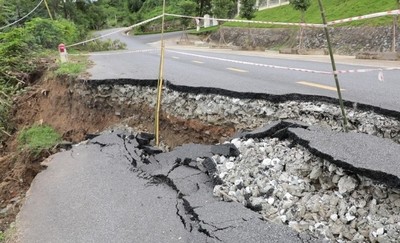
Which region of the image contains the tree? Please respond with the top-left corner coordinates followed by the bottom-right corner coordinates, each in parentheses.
top-left (212, 0), bottom-right (235, 19)
top-left (289, 0), bottom-right (311, 49)
top-left (240, 0), bottom-right (257, 48)
top-left (179, 0), bottom-right (197, 28)
top-left (196, 0), bottom-right (212, 16)
top-left (211, 0), bottom-right (235, 46)
top-left (178, 0), bottom-right (197, 43)
top-left (239, 0), bottom-right (257, 20)
top-left (86, 4), bottom-right (107, 29)
top-left (289, 0), bottom-right (311, 22)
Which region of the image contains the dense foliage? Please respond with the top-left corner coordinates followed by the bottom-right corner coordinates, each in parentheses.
top-left (0, 0), bottom-right (216, 31)
top-left (0, 17), bottom-right (81, 141)
top-left (211, 0), bottom-right (236, 18)
top-left (240, 0), bottom-right (257, 20)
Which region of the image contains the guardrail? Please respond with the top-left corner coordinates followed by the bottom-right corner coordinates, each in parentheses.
top-left (258, 0), bottom-right (289, 10)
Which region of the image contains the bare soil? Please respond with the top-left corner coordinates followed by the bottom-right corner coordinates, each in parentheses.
top-left (0, 72), bottom-right (235, 232)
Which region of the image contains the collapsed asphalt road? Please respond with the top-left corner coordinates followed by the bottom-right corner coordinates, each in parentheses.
top-left (16, 130), bottom-right (317, 243)
top-left (13, 74), bottom-right (400, 242)
top-left (16, 118), bottom-right (400, 242)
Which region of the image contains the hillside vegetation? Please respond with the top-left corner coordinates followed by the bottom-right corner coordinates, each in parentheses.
top-left (226, 0), bottom-right (400, 28)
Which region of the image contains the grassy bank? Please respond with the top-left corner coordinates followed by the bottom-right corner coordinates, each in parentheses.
top-left (225, 0), bottom-right (399, 28)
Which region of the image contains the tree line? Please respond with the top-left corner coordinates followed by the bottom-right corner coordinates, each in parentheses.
top-left (0, 0), bottom-right (244, 31)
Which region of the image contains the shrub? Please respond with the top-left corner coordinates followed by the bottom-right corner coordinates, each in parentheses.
top-left (0, 27), bottom-right (35, 85)
top-left (25, 18), bottom-right (79, 49)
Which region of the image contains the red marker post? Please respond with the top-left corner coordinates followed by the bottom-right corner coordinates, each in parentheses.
top-left (58, 43), bottom-right (68, 63)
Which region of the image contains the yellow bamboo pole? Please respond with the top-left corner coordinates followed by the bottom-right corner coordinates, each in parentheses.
top-left (43, 0), bottom-right (53, 20)
top-left (317, 0), bottom-right (348, 132)
top-left (154, 0), bottom-right (166, 146)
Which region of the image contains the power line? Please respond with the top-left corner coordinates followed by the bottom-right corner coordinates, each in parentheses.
top-left (0, 0), bottom-right (44, 31)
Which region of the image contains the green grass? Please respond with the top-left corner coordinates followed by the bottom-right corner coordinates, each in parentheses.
top-left (224, 0), bottom-right (399, 28)
top-left (55, 55), bottom-right (87, 77)
top-left (18, 125), bottom-right (61, 154)
top-left (55, 62), bottom-right (86, 77)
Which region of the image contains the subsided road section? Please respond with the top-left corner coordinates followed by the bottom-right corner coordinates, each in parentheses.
top-left (16, 131), bottom-right (317, 242)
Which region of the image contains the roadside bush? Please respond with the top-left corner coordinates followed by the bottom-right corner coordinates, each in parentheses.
top-left (0, 27), bottom-right (35, 86)
top-left (25, 18), bottom-right (80, 49)
top-left (0, 84), bottom-right (15, 139)
top-left (18, 125), bottom-right (61, 155)
top-left (0, 18), bottom-right (80, 86)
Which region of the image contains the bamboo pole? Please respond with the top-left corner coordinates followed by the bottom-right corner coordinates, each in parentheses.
top-left (317, 0), bottom-right (348, 132)
top-left (154, 0), bottom-right (166, 146)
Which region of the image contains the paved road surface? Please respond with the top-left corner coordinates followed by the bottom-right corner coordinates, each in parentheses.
top-left (86, 31), bottom-right (400, 113)
top-left (17, 131), bottom-right (316, 242)
top-left (16, 30), bottom-right (400, 242)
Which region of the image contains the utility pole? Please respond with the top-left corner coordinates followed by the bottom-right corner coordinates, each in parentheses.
top-left (43, 0), bottom-right (53, 20)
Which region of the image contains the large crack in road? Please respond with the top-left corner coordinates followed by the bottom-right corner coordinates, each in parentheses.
top-left (113, 130), bottom-right (314, 242)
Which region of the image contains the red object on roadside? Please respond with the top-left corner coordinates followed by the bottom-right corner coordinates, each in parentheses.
top-left (58, 43), bottom-right (66, 53)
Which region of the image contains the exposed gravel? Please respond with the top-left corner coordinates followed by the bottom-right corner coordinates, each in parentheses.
top-left (211, 137), bottom-right (400, 242)
top-left (81, 83), bottom-right (400, 242)
top-left (88, 84), bottom-right (400, 144)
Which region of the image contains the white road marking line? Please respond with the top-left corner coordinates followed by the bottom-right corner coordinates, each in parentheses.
top-left (192, 60), bottom-right (204, 64)
top-left (172, 56), bottom-right (180, 59)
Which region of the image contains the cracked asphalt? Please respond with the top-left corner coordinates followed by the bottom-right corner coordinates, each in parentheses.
top-left (17, 130), bottom-right (317, 243)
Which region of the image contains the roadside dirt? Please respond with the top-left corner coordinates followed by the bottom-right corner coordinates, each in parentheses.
top-left (0, 72), bottom-right (235, 233)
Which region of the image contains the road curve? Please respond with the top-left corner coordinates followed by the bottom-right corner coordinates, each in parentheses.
top-left (86, 31), bottom-right (400, 114)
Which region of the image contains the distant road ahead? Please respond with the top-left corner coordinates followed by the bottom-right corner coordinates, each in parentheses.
top-left (87, 31), bottom-right (400, 113)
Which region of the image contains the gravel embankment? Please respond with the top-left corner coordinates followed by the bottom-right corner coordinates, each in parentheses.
top-left (87, 85), bottom-right (400, 144)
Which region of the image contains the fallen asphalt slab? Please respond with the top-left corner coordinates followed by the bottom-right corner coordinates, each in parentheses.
top-left (16, 130), bottom-right (317, 243)
top-left (288, 126), bottom-right (400, 188)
